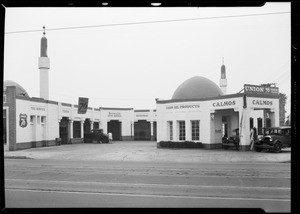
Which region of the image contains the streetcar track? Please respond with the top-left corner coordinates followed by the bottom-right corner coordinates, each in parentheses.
top-left (5, 178), bottom-right (291, 190)
top-left (5, 188), bottom-right (291, 202)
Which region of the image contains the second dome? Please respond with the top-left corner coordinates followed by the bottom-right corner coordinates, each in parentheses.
top-left (172, 76), bottom-right (223, 100)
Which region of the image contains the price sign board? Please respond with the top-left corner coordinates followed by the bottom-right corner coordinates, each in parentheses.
top-left (78, 97), bottom-right (89, 114)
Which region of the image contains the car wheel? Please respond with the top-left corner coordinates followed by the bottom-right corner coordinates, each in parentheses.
top-left (255, 147), bottom-right (262, 152)
top-left (273, 141), bottom-right (282, 153)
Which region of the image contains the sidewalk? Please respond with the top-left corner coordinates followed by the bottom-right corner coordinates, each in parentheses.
top-left (4, 141), bottom-right (291, 163)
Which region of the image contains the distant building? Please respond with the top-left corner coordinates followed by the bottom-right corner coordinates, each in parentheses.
top-left (3, 30), bottom-right (281, 152)
top-left (3, 29), bottom-right (157, 151)
top-left (156, 61), bottom-right (280, 151)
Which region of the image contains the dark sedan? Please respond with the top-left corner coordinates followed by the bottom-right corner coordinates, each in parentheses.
top-left (254, 126), bottom-right (291, 153)
top-left (84, 129), bottom-right (109, 144)
top-left (222, 128), bottom-right (240, 151)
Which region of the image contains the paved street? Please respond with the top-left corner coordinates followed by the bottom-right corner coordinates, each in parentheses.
top-left (4, 141), bottom-right (291, 163)
top-left (4, 141), bottom-right (291, 212)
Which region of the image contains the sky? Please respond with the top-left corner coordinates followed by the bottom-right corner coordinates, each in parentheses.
top-left (3, 3), bottom-right (291, 116)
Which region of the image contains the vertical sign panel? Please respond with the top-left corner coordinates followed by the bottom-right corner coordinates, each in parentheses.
top-left (78, 97), bottom-right (89, 114)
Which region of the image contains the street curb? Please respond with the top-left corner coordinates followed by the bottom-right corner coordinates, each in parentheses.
top-left (4, 156), bottom-right (32, 159)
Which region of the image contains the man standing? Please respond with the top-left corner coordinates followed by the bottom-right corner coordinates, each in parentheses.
top-left (250, 127), bottom-right (257, 151)
top-left (108, 132), bottom-right (113, 143)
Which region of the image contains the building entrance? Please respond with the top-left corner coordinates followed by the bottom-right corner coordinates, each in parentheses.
top-left (107, 120), bottom-right (122, 141)
top-left (153, 121), bottom-right (157, 141)
top-left (134, 120), bottom-right (151, 140)
top-left (59, 117), bottom-right (69, 144)
top-left (84, 118), bottom-right (91, 134)
top-left (214, 109), bottom-right (239, 146)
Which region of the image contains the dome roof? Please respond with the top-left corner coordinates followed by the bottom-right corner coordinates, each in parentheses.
top-left (172, 76), bottom-right (223, 100)
top-left (4, 80), bottom-right (30, 97)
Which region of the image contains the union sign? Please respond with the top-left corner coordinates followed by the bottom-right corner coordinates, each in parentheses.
top-left (244, 84), bottom-right (279, 94)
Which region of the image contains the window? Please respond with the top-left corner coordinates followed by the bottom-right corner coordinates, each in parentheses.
top-left (250, 117), bottom-right (254, 129)
top-left (73, 121), bottom-right (81, 138)
top-left (93, 122), bottom-right (99, 130)
top-left (191, 120), bottom-right (200, 141)
top-left (41, 116), bottom-right (46, 124)
top-left (179, 121), bottom-right (185, 141)
top-left (30, 115), bottom-right (35, 124)
top-left (257, 118), bottom-right (263, 135)
top-left (168, 121), bottom-right (173, 140)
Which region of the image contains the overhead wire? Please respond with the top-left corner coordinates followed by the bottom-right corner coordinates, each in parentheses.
top-left (5, 11), bottom-right (290, 34)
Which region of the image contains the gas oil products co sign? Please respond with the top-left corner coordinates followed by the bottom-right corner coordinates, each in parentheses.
top-left (166, 104), bottom-right (200, 110)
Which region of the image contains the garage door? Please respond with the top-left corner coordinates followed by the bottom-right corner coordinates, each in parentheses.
top-left (134, 120), bottom-right (151, 141)
top-left (107, 120), bottom-right (122, 141)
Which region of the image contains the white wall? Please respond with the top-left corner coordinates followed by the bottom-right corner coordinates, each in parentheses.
top-left (156, 96), bottom-right (279, 145)
top-left (16, 99), bottom-right (59, 143)
top-left (134, 110), bottom-right (156, 122)
top-left (100, 109), bottom-right (134, 136)
top-left (47, 103), bottom-right (60, 140)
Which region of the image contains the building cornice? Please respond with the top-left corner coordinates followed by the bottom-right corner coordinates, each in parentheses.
top-left (156, 93), bottom-right (280, 104)
top-left (100, 107), bottom-right (134, 111)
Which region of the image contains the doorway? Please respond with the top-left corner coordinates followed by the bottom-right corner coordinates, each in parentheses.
top-left (107, 120), bottom-right (122, 141)
top-left (134, 120), bottom-right (151, 141)
top-left (153, 121), bottom-right (157, 141)
top-left (84, 118), bottom-right (91, 134)
top-left (59, 117), bottom-right (69, 144)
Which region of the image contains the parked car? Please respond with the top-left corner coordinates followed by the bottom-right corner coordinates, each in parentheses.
top-left (254, 126), bottom-right (291, 153)
top-left (84, 129), bottom-right (109, 144)
top-left (222, 128), bottom-right (240, 151)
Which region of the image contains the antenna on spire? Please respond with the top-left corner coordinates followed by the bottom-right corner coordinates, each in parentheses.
top-left (43, 26), bottom-right (46, 36)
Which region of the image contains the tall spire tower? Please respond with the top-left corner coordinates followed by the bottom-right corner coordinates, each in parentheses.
top-left (39, 26), bottom-right (50, 100)
top-left (219, 57), bottom-right (227, 95)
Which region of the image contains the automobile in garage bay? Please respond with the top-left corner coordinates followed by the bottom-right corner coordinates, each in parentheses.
top-left (222, 128), bottom-right (240, 151)
top-left (84, 129), bottom-right (109, 144)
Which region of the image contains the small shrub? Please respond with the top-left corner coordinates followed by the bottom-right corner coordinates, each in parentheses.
top-left (157, 141), bottom-right (203, 148)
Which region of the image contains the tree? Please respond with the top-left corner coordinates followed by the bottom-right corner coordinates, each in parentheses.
top-left (279, 93), bottom-right (287, 126)
top-left (260, 84), bottom-right (287, 126)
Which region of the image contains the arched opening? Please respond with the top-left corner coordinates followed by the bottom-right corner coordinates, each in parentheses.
top-left (107, 120), bottom-right (122, 141)
top-left (84, 118), bottom-right (91, 134)
top-left (59, 117), bottom-right (69, 144)
top-left (134, 120), bottom-right (151, 141)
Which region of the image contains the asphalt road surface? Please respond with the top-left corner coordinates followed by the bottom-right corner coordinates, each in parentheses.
top-left (4, 159), bottom-right (290, 212)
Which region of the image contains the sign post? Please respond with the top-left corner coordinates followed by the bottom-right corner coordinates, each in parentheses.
top-left (78, 97), bottom-right (89, 114)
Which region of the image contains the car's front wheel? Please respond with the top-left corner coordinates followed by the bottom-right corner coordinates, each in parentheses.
top-left (273, 141), bottom-right (282, 153)
top-left (222, 145), bottom-right (228, 150)
top-left (255, 147), bottom-right (262, 152)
